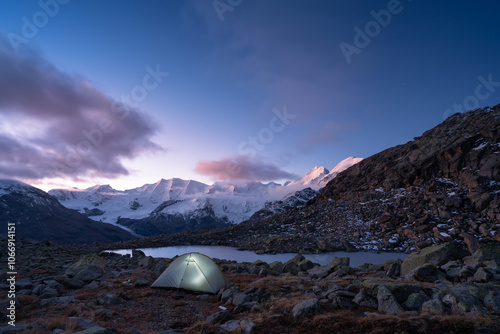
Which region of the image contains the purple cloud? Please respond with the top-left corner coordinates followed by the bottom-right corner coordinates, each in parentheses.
top-left (0, 37), bottom-right (162, 181)
top-left (195, 155), bottom-right (298, 182)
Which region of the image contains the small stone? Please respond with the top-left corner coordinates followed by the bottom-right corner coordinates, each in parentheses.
top-left (134, 278), bottom-right (149, 287)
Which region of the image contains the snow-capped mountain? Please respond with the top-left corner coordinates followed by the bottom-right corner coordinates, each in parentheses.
top-left (0, 179), bottom-right (134, 243)
top-left (49, 178), bottom-right (282, 230)
top-left (319, 156), bottom-right (364, 186)
top-left (49, 157), bottom-right (363, 236)
top-left (285, 166), bottom-right (330, 189)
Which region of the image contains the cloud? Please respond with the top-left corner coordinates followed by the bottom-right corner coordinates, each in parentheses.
top-left (194, 155), bottom-right (298, 182)
top-left (0, 36), bottom-right (162, 181)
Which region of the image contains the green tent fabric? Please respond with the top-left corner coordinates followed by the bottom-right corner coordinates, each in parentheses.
top-left (151, 252), bottom-right (228, 293)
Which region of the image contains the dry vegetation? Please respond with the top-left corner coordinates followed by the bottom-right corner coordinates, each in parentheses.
top-left (11, 266), bottom-right (500, 334)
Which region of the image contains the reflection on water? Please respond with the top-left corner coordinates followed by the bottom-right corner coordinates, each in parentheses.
top-left (108, 245), bottom-right (407, 267)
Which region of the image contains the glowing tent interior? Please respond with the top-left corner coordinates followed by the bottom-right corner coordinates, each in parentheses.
top-left (151, 252), bottom-right (228, 293)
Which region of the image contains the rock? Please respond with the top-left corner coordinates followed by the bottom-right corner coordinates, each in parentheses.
top-left (32, 284), bottom-right (46, 296)
top-left (421, 299), bottom-right (445, 314)
top-left (206, 310), bottom-right (231, 324)
top-left (232, 292), bottom-right (250, 306)
top-left (138, 256), bottom-right (156, 269)
top-left (15, 278), bottom-right (33, 289)
top-left (269, 261), bottom-right (284, 273)
top-left (406, 263), bottom-right (439, 282)
top-left (298, 259), bottom-right (315, 271)
top-left (292, 298), bottom-right (321, 318)
top-left (464, 240), bottom-right (500, 268)
top-left (377, 286), bottom-right (404, 314)
top-left (95, 309), bottom-right (114, 318)
top-left (134, 278), bottom-right (150, 287)
top-left (352, 289), bottom-right (378, 309)
top-left (131, 249), bottom-right (146, 258)
top-left (54, 276), bottom-right (86, 289)
top-left (220, 320), bottom-right (241, 332)
top-left (308, 265), bottom-right (332, 279)
top-left (474, 268), bottom-right (492, 283)
top-left (384, 259), bottom-right (402, 277)
top-left (362, 280), bottom-right (422, 304)
top-left (326, 257), bottom-right (350, 270)
top-left (484, 291), bottom-right (500, 312)
top-left (403, 292), bottom-right (430, 311)
top-left (39, 287), bottom-right (59, 299)
top-left (84, 281), bottom-right (100, 289)
top-left (282, 261), bottom-right (300, 275)
top-left (401, 242), bottom-right (470, 276)
top-left (440, 260), bottom-right (463, 281)
top-left (74, 266), bottom-right (104, 282)
top-left (460, 232), bottom-right (480, 254)
top-left (450, 283), bottom-right (488, 313)
top-left (66, 255), bottom-right (107, 278)
top-left (240, 319), bottom-right (256, 334)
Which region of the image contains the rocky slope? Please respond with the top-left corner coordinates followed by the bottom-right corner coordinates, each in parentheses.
top-left (109, 104), bottom-right (500, 254)
top-left (0, 180), bottom-right (134, 244)
top-left (2, 239), bottom-right (499, 333)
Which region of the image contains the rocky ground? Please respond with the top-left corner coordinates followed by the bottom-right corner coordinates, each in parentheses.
top-left (1, 238), bottom-right (500, 333)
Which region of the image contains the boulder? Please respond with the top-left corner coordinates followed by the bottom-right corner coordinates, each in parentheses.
top-left (326, 257), bottom-right (350, 270)
top-left (484, 291), bottom-right (500, 312)
top-left (384, 259), bottom-right (402, 278)
top-left (138, 256), bottom-right (156, 269)
top-left (206, 311), bottom-right (231, 324)
top-left (421, 299), bottom-right (445, 314)
top-left (401, 242), bottom-right (469, 276)
top-left (220, 320), bottom-right (240, 332)
top-left (74, 266), bottom-right (104, 282)
top-left (131, 249), bottom-right (146, 258)
top-left (406, 263), bottom-right (439, 282)
top-left (352, 289), bottom-right (378, 309)
top-left (292, 298), bottom-right (321, 318)
top-left (362, 280), bottom-right (422, 304)
top-left (377, 285), bottom-right (404, 314)
top-left (240, 319), bottom-right (256, 334)
top-left (450, 283), bottom-right (488, 313)
top-left (464, 240), bottom-right (500, 268)
top-left (474, 268), bottom-right (492, 283)
top-left (66, 255), bottom-right (107, 278)
top-left (403, 292), bottom-right (430, 311)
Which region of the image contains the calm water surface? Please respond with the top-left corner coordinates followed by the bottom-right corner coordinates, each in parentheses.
top-left (108, 245), bottom-right (407, 267)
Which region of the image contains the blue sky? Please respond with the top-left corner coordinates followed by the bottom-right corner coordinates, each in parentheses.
top-left (1, 0), bottom-right (499, 191)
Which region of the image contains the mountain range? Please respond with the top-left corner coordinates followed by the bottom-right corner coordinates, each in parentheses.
top-left (0, 157), bottom-right (362, 242)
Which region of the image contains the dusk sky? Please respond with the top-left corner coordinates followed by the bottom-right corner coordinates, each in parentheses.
top-left (1, 0), bottom-right (499, 191)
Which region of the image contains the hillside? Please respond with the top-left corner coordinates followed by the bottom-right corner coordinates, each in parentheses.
top-left (0, 180), bottom-right (134, 244)
top-left (109, 104), bottom-right (500, 253)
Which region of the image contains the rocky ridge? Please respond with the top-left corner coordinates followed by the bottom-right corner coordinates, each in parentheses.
top-left (111, 105), bottom-right (500, 254)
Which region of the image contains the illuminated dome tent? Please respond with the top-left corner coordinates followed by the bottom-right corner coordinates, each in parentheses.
top-left (151, 252), bottom-right (228, 293)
